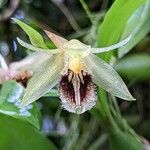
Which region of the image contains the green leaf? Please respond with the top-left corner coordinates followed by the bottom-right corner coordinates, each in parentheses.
top-left (0, 114), bottom-right (57, 150)
top-left (44, 89), bottom-right (59, 97)
top-left (97, 0), bottom-right (146, 45)
top-left (118, 0), bottom-right (150, 57)
top-left (12, 18), bottom-right (47, 48)
top-left (97, 0), bottom-right (146, 61)
top-left (109, 129), bottom-right (144, 150)
top-left (115, 54), bottom-right (150, 81)
top-left (0, 80), bottom-right (41, 129)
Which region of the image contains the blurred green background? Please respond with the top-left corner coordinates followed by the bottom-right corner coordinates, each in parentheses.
top-left (0, 0), bottom-right (150, 150)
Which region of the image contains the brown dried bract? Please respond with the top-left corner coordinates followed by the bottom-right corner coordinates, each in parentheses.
top-left (11, 70), bottom-right (32, 87)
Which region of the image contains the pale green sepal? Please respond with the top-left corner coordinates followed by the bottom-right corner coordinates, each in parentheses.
top-left (85, 54), bottom-right (135, 101)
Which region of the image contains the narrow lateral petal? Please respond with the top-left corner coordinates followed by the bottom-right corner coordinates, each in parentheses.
top-left (20, 53), bottom-right (64, 107)
top-left (91, 35), bottom-right (131, 53)
top-left (84, 54), bottom-right (135, 101)
top-left (17, 38), bottom-right (59, 54)
top-left (10, 52), bottom-right (52, 73)
top-left (44, 30), bottom-right (68, 48)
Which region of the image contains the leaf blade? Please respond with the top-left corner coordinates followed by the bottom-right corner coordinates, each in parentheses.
top-left (115, 54), bottom-right (150, 81)
top-left (97, 0), bottom-right (146, 62)
top-left (0, 114), bottom-right (57, 150)
top-left (118, 0), bottom-right (150, 57)
top-left (97, 0), bottom-right (146, 46)
top-left (13, 18), bottom-right (47, 48)
top-left (0, 80), bottom-right (41, 129)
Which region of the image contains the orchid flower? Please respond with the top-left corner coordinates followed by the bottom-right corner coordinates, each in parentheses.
top-left (13, 18), bottom-right (135, 114)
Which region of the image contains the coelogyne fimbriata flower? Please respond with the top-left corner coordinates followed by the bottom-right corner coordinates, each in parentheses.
top-left (13, 18), bottom-right (135, 114)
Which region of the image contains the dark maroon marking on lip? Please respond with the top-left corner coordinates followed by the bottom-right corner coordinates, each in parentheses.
top-left (59, 69), bottom-right (96, 104)
top-left (59, 71), bottom-right (75, 103)
top-left (80, 71), bottom-right (94, 102)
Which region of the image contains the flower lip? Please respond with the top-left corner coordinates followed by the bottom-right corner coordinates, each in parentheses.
top-left (59, 69), bottom-right (97, 114)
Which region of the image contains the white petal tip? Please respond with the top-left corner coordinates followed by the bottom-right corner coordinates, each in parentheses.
top-left (44, 30), bottom-right (58, 39)
top-left (122, 96), bottom-right (136, 101)
top-left (44, 30), bottom-right (52, 37)
top-left (16, 37), bottom-right (20, 42)
top-left (44, 30), bottom-right (68, 48)
top-left (11, 17), bottom-right (15, 21)
top-left (128, 35), bottom-right (132, 41)
top-left (130, 97), bottom-right (136, 101)
top-left (11, 18), bottom-right (18, 22)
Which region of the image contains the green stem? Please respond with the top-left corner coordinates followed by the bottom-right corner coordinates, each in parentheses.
top-left (109, 95), bottom-right (141, 142)
top-left (79, 0), bottom-right (95, 24)
top-left (98, 88), bottom-right (119, 133)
